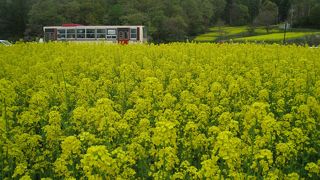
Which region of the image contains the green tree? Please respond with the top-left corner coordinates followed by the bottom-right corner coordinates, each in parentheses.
top-left (27, 0), bottom-right (64, 37)
top-left (225, 0), bottom-right (250, 25)
top-left (211, 0), bottom-right (227, 23)
top-left (181, 0), bottom-right (204, 36)
top-left (106, 4), bottom-right (124, 25)
top-left (290, 0), bottom-right (320, 27)
top-left (78, 0), bottom-right (106, 25)
top-left (161, 16), bottom-right (188, 42)
top-left (309, 3), bottom-right (320, 27)
top-left (240, 0), bottom-right (261, 22)
top-left (254, 0), bottom-right (278, 33)
top-left (59, 0), bottom-right (81, 24)
top-left (270, 0), bottom-right (291, 22)
top-left (0, 0), bottom-right (9, 39)
top-left (117, 0), bottom-right (165, 42)
top-left (230, 3), bottom-right (250, 25)
top-left (0, 0), bottom-right (33, 40)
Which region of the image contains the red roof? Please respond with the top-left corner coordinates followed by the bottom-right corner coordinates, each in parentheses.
top-left (62, 24), bottom-right (83, 27)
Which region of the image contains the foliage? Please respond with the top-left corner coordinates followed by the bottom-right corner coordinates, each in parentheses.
top-left (0, 42), bottom-right (320, 179)
top-left (253, 0), bottom-right (278, 33)
top-left (1, 0), bottom-right (319, 42)
top-left (229, 3), bottom-right (250, 26)
top-left (309, 4), bottom-right (320, 28)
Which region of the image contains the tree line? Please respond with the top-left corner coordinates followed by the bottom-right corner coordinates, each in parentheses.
top-left (0, 0), bottom-right (320, 42)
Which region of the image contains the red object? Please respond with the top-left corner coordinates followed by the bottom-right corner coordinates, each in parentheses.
top-left (118, 40), bottom-right (129, 45)
top-left (62, 24), bottom-right (83, 27)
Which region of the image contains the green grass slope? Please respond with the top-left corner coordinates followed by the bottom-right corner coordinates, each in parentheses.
top-left (194, 26), bottom-right (320, 43)
top-left (234, 32), bottom-right (320, 42)
top-left (194, 26), bottom-right (248, 42)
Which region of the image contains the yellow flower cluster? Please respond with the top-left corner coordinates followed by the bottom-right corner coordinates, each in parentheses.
top-left (0, 42), bottom-right (319, 179)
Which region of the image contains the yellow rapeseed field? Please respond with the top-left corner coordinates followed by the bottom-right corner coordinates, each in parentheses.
top-left (0, 43), bottom-right (319, 179)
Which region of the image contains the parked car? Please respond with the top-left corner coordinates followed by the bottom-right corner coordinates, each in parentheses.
top-left (0, 40), bottom-right (12, 46)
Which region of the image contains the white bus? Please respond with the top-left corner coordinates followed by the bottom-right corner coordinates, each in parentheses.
top-left (43, 24), bottom-right (147, 44)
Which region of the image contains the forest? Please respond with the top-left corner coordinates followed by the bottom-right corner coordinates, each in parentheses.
top-left (0, 0), bottom-right (320, 42)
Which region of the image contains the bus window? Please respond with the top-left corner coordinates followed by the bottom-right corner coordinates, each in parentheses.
top-left (77, 29), bottom-right (85, 38)
top-left (97, 29), bottom-right (106, 39)
top-left (107, 29), bottom-right (116, 35)
top-left (67, 29), bottom-right (75, 38)
top-left (57, 29), bottom-right (66, 39)
top-left (130, 28), bottom-right (137, 39)
top-left (106, 29), bottom-right (117, 40)
top-left (86, 29), bottom-right (95, 38)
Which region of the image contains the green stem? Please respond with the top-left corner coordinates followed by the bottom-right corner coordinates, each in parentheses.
top-left (3, 99), bottom-right (8, 137)
top-left (2, 99), bottom-right (8, 178)
top-left (59, 63), bottom-right (69, 109)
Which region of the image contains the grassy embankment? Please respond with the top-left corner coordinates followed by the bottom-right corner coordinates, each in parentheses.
top-left (194, 26), bottom-right (320, 43)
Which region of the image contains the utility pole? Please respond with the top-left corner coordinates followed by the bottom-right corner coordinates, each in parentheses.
top-left (283, 22), bottom-right (287, 45)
